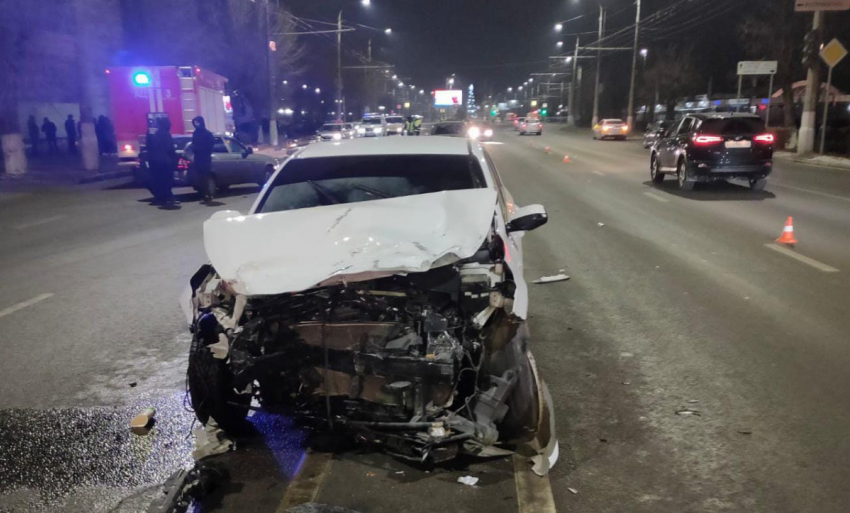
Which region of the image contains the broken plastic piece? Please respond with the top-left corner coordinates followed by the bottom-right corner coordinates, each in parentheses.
top-left (192, 417), bottom-right (235, 460)
top-left (457, 475), bottom-right (479, 486)
top-left (675, 408), bottom-right (701, 416)
top-left (533, 274), bottom-right (570, 284)
top-left (568, 487), bottom-right (578, 494)
top-left (738, 428), bottom-right (753, 435)
top-left (597, 222), bottom-right (605, 227)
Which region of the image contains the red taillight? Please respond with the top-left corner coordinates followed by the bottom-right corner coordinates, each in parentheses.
top-left (123, 144), bottom-right (133, 152)
top-left (177, 157), bottom-right (190, 170)
top-left (753, 133), bottom-right (775, 144)
top-left (694, 135), bottom-right (723, 145)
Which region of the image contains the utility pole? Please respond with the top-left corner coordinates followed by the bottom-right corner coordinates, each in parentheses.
top-left (798, 10), bottom-right (822, 154)
top-left (592, 6), bottom-right (605, 127)
top-left (567, 37), bottom-right (579, 126)
top-left (626, 0), bottom-right (641, 130)
top-left (337, 10), bottom-right (343, 118)
top-left (266, 0), bottom-right (279, 146)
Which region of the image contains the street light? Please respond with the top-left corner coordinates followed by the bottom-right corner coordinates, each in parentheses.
top-left (640, 48), bottom-right (649, 60)
top-left (555, 23), bottom-right (563, 32)
top-left (507, 87), bottom-right (513, 92)
top-left (384, 28), bottom-right (392, 35)
top-left (565, 56), bottom-right (573, 64)
top-left (315, 88), bottom-right (321, 94)
top-left (448, 78), bottom-right (455, 87)
top-left (282, 80), bottom-right (288, 85)
top-left (419, 89), bottom-right (425, 95)
top-left (302, 84), bottom-right (308, 89)
top-left (361, 0), bottom-right (370, 6)
top-left (529, 78), bottom-right (534, 83)
top-left (392, 74), bottom-right (397, 80)
top-left (556, 41), bottom-right (563, 48)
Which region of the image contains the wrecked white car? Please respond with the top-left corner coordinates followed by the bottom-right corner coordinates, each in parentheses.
top-left (181, 137), bottom-right (558, 471)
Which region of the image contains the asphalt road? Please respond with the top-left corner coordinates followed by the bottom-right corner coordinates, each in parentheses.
top-left (1, 128), bottom-right (849, 512)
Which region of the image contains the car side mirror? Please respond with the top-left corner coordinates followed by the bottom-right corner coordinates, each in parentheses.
top-left (506, 204), bottom-right (548, 233)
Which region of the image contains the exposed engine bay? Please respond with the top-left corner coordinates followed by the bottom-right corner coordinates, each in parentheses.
top-left (185, 239), bottom-right (557, 472)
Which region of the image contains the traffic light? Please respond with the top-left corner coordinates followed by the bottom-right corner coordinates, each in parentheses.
top-left (540, 108), bottom-right (548, 117)
top-left (802, 29), bottom-right (821, 68)
top-left (132, 71), bottom-right (151, 86)
top-left (491, 109), bottom-right (498, 117)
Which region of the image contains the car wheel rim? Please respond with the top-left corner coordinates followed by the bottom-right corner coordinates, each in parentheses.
top-left (678, 162), bottom-right (685, 187)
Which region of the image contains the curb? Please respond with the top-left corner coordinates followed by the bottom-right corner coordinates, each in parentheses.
top-left (773, 153), bottom-right (850, 172)
top-left (78, 170), bottom-right (133, 184)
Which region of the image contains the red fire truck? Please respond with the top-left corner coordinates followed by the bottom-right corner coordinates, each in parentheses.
top-left (105, 65), bottom-right (235, 168)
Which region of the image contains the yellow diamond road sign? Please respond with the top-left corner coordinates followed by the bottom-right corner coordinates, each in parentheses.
top-left (821, 38), bottom-right (848, 68)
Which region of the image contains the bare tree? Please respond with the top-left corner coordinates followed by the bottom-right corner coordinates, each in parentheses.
top-left (641, 45), bottom-right (700, 119)
top-left (738, 0), bottom-right (806, 128)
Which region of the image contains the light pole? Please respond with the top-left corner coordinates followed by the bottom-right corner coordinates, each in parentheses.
top-left (592, 6), bottom-right (605, 127)
top-left (568, 37), bottom-right (579, 127)
top-left (626, 0), bottom-right (642, 130)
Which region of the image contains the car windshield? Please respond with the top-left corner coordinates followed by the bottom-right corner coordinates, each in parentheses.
top-left (699, 117), bottom-right (765, 135)
top-left (257, 155), bottom-right (486, 213)
top-left (386, 117), bottom-right (404, 124)
top-left (604, 119), bottom-right (625, 125)
top-left (362, 118), bottom-right (382, 125)
top-left (320, 125), bottom-right (343, 132)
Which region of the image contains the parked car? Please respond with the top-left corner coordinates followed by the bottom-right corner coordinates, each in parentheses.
top-left (343, 123), bottom-right (357, 139)
top-left (184, 135), bottom-right (282, 198)
top-left (644, 120), bottom-right (673, 148)
top-left (467, 122), bottom-right (494, 141)
top-left (316, 123), bottom-right (350, 142)
top-left (650, 113), bottom-right (774, 191)
top-left (519, 118), bottom-right (543, 136)
top-left (593, 119), bottom-right (629, 140)
top-left (181, 137), bottom-right (558, 469)
top-left (357, 115), bottom-right (386, 137)
top-left (385, 115), bottom-right (406, 136)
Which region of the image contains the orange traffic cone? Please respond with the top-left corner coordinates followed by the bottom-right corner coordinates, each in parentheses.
top-left (776, 216), bottom-right (798, 245)
top-left (563, 155), bottom-right (571, 163)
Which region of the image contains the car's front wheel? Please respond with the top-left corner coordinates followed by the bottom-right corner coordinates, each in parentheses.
top-left (677, 158), bottom-right (694, 191)
top-left (651, 154), bottom-right (664, 183)
top-left (749, 178), bottom-right (766, 191)
top-left (187, 334), bottom-right (250, 434)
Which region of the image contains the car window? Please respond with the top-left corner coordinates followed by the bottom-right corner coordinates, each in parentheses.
top-left (257, 155), bottom-right (486, 213)
top-left (226, 138), bottom-right (246, 153)
top-left (676, 118), bottom-right (693, 135)
top-left (699, 117), bottom-right (765, 135)
top-left (386, 117), bottom-right (404, 124)
top-left (362, 118), bottom-right (382, 125)
top-left (212, 137), bottom-right (228, 153)
top-left (321, 125), bottom-right (343, 131)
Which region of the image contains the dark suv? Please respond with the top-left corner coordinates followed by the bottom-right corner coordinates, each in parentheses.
top-left (650, 113), bottom-right (774, 191)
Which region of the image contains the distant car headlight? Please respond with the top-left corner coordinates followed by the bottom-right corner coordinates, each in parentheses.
top-left (484, 129), bottom-right (493, 137)
top-left (467, 126), bottom-right (481, 139)
top-left (332, 133), bottom-right (342, 140)
top-left (357, 128), bottom-right (366, 134)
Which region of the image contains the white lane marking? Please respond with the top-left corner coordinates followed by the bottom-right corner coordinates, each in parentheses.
top-left (0, 293), bottom-right (55, 319)
top-left (13, 214), bottom-right (68, 230)
top-left (592, 170), bottom-right (605, 176)
top-left (764, 243), bottom-right (839, 273)
top-left (643, 191), bottom-right (669, 203)
top-left (772, 183), bottom-right (850, 204)
top-left (483, 141), bottom-right (504, 145)
top-left (513, 454), bottom-right (557, 513)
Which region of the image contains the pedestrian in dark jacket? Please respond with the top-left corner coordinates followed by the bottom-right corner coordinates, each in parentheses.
top-left (65, 115), bottom-right (77, 154)
top-left (191, 116), bottom-right (215, 202)
top-left (27, 116), bottom-right (39, 155)
top-left (147, 117), bottom-right (178, 206)
top-left (42, 118), bottom-right (58, 154)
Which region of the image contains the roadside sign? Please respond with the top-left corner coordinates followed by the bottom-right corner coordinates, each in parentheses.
top-left (269, 41), bottom-right (276, 52)
top-left (737, 61), bottom-right (778, 75)
top-left (820, 38), bottom-right (847, 68)
top-left (795, 0), bottom-right (850, 11)
top-left (396, 104), bottom-right (401, 110)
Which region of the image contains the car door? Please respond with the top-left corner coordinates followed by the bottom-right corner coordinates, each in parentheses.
top-left (225, 137), bottom-right (255, 184)
top-left (660, 118), bottom-right (690, 167)
top-left (211, 136), bottom-right (239, 185)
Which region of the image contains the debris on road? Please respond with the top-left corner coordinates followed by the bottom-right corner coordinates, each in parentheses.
top-left (148, 462), bottom-right (228, 513)
top-left (287, 504), bottom-right (365, 513)
top-left (675, 408), bottom-right (701, 417)
top-left (563, 155), bottom-right (571, 163)
top-left (129, 382), bottom-right (137, 388)
top-left (130, 407), bottom-right (156, 435)
top-left (738, 428), bottom-right (753, 435)
top-left (191, 418), bottom-right (235, 460)
top-left (457, 475), bottom-right (480, 486)
top-left (568, 487), bottom-right (579, 494)
top-left (533, 274), bottom-right (570, 284)
top-left (597, 222), bottom-right (605, 227)
top-left (687, 399), bottom-right (699, 404)
top-left (622, 381), bottom-right (631, 385)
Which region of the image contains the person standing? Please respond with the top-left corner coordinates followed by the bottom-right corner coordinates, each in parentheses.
top-left (190, 116), bottom-right (215, 202)
top-left (27, 116), bottom-right (39, 155)
top-left (64, 114), bottom-right (77, 154)
top-left (146, 117), bottom-right (178, 206)
top-left (413, 116), bottom-right (422, 135)
top-left (42, 117), bottom-right (58, 154)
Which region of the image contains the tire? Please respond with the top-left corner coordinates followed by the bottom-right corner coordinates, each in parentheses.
top-left (258, 165), bottom-right (274, 186)
top-left (677, 158), bottom-right (694, 191)
top-left (187, 334), bottom-right (250, 434)
top-left (749, 178), bottom-right (766, 191)
top-left (650, 154), bottom-right (664, 183)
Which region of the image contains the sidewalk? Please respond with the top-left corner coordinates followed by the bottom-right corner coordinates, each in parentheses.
top-left (774, 151), bottom-right (850, 171)
top-left (0, 152), bottom-right (131, 190)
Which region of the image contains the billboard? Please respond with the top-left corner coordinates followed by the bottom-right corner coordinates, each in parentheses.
top-left (434, 89), bottom-right (463, 107)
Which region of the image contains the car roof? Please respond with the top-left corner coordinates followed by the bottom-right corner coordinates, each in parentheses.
top-left (687, 113), bottom-right (761, 120)
top-left (602, 119), bottom-right (624, 123)
top-left (294, 136), bottom-right (471, 158)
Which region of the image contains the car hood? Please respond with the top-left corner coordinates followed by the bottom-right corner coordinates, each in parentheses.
top-left (203, 188), bottom-right (498, 296)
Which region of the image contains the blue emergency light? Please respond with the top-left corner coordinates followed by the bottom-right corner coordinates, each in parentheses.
top-left (132, 71), bottom-right (151, 86)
